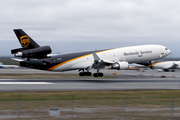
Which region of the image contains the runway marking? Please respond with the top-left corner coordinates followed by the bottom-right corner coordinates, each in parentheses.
top-left (0, 82), bottom-right (54, 84)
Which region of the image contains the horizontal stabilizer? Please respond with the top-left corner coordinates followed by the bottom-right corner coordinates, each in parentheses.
top-left (11, 58), bottom-right (25, 62)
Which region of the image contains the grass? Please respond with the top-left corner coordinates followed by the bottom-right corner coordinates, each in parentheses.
top-left (0, 90), bottom-right (179, 100)
top-left (0, 58), bottom-right (19, 65)
top-left (0, 91), bottom-right (179, 119)
top-left (0, 90), bottom-right (179, 111)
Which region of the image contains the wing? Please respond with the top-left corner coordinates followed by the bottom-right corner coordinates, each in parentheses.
top-left (90, 53), bottom-right (128, 71)
top-left (92, 53), bottom-right (115, 69)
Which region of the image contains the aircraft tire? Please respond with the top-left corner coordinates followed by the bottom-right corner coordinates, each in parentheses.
top-left (93, 73), bottom-right (103, 77)
top-left (164, 69), bottom-right (169, 72)
top-left (87, 72), bottom-right (92, 76)
top-left (93, 73), bottom-right (99, 77)
top-left (79, 72), bottom-right (84, 76)
top-left (150, 66), bottom-right (154, 69)
top-left (98, 73), bottom-right (103, 77)
top-left (79, 72), bottom-right (92, 76)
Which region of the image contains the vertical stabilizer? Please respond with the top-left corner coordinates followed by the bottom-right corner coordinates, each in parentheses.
top-left (13, 29), bottom-right (40, 49)
top-left (11, 29), bottom-right (52, 59)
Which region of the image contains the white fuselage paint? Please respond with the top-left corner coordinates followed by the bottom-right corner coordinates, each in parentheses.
top-left (152, 61), bottom-right (180, 69)
top-left (51, 45), bottom-right (171, 71)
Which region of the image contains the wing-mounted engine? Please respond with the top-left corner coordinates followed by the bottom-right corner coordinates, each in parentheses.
top-left (111, 61), bottom-right (129, 70)
top-left (11, 46), bottom-right (52, 59)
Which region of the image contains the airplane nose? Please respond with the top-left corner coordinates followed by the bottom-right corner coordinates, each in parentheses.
top-left (163, 47), bottom-right (171, 56)
top-left (166, 49), bottom-right (171, 55)
top-left (168, 49), bottom-right (171, 54)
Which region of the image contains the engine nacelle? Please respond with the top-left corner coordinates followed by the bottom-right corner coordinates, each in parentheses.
top-left (111, 61), bottom-right (129, 70)
top-left (13, 46), bottom-right (52, 58)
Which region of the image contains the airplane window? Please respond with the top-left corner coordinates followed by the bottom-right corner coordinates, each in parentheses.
top-left (165, 48), bottom-right (168, 50)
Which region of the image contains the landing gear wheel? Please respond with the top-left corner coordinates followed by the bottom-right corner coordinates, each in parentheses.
top-left (93, 73), bottom-right (99, 77)
top-left (150, 66), bottom-right (154, 69)
top-left (87, 72), bottom-right (92, 76)
top-left (98, 73), bottom-right (103, 77)
top-left (79, 72), bottom-right (84, 76)
top-left (79, 72), bottom-right (92, 76)
top-left (93, 73), bottom-right (103, 77)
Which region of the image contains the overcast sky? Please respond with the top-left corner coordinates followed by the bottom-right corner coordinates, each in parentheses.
top-left (0, 0), bottom-right (180, 57)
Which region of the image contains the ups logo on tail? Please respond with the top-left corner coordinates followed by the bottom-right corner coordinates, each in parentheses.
top-left (20, 35), bottom-right (30, 47)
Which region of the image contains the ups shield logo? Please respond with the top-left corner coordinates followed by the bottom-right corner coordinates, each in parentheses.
top-left (20, 35), bottom-right (30, 47)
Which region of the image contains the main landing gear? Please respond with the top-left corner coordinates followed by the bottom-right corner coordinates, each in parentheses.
top-left (93, 69), bottom-right (104, 77)
top-left (79, 72), bottom-right (104, 77)
top-left (93, 72), bottom-right (103, 77)
top-left (79, 70), bottom-right (104, 77)
top-left (79, 72), bottom-right (92, 76)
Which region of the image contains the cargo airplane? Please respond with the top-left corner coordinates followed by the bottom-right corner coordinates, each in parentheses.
top-left (140, 61), bottom-right (180, 72)
top-left (11, 29), bottom-right (171, 77)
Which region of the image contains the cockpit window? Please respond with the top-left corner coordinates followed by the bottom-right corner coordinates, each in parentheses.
top-left (165, 48), bottom-right (168, 50)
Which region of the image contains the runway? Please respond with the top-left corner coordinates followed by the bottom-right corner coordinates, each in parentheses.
top-left (1, 69), bottom-right (180, 91)
top-left (0, 79), bottom-right (180, 91)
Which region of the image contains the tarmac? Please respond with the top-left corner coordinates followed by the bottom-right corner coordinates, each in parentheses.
top-left (0, 68), bottom-right (180, 91)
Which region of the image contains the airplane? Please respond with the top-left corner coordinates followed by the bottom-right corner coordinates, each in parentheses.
top-left (11, 29), bottom-right (171, 77)
top-left (0, 62), bottom-right (19, 69)
top-left (140, 61), bottom-right (180, 72)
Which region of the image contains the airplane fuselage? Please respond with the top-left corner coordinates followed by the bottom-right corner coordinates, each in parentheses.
top-left (35, 44), bottom-right (170, 72)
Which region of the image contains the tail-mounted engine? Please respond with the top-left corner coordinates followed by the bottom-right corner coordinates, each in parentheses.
top-left (111, 61), bottom-right (129, 70)
top-left (11, 46), bottom-right (52, 58)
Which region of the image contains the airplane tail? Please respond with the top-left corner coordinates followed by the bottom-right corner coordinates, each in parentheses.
top-left (11, 29), bottom-right (52, 58)
top-left (13, 29), bottom-right (40, 49)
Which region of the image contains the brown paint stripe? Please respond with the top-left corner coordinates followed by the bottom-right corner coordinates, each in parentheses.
top-left (47, 54), bottom-right (92, 71)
